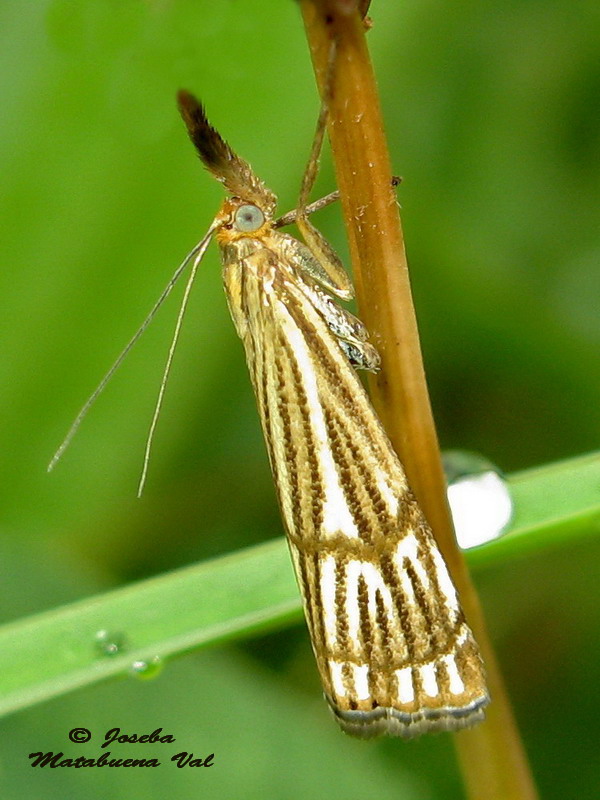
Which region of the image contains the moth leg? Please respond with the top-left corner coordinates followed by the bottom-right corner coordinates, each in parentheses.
top-left (295, 274), bottom-right (381, 372)
top-left (294, 41), bottom-right (355, 302)
top-left (275, 176), bottom-right (401, 230)
top-left (338, 339), bottom-right (380, 373)
top-left (274, 189), bottom-right (341, 229)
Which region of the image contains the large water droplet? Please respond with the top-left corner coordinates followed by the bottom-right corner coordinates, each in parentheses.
top-left (444, 450), bottom-right (513, 550)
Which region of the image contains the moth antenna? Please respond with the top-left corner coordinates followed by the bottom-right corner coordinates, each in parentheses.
top-left (48, 225), bottom-right (216, 474)
top-left (137, 223), bottom-right (216, 496)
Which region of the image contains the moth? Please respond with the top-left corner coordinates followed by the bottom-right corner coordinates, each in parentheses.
top-left (173, 92), bottom-right (489, 737)
top-left (51, 78), bottom-right (489, 739)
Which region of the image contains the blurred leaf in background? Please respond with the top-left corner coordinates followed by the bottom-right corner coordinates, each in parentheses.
top-left (0, 0), bottom-right (598, 798)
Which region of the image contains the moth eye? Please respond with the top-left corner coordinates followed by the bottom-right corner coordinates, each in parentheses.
top-left (234, 204), bottom-right (265, 232)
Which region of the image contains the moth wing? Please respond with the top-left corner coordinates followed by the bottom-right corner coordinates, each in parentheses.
top-left (225, 248), bottom-right (488, 738)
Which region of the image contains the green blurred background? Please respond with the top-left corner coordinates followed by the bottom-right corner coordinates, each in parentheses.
top-left (1, 0), bottom-right (599, 797)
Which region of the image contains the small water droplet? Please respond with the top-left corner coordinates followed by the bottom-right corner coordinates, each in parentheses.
top-left (443, 450), bottom-right (513, 550)
top-left (95, 629), bottom-right (128, 657)
top-left (129, 655), bottom-right (164, 681)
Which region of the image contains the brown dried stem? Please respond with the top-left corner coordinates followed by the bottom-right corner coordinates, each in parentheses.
top-left (299, 2), bottom-right (538, 798)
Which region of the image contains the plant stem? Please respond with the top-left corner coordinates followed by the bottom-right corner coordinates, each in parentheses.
top-left (299, 2), bottom-right (538, 797)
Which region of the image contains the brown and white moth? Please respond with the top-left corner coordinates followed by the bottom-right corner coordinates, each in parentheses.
top-left (173, 92), bottom-right (489, 737)
top-left (51, 75), bottom-right (489, 739)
